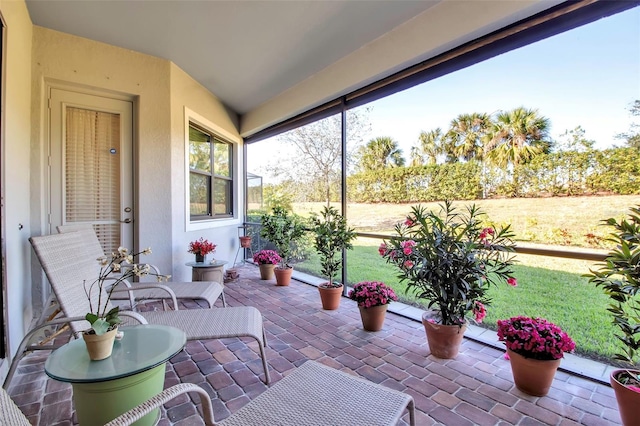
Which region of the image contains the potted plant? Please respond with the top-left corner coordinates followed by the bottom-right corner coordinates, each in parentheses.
top-left (497, 316), bottom-right (575, 396)
top-left (84, 246), bottom-right (170, 360)
top-left (586, 205), bottom-right (640, 425)
top-left (380, 200), bottom-right (517, 358)
top-left (253, 249), bottom-right (281, 280)
top-left (309, 206), bottom-right (357, 310)
top-left (348, 281), bottom-right (398, 331)
top-left (188, 237), bottom-right (216, 263)
top-left (259, 207), bottom-right (306, 286)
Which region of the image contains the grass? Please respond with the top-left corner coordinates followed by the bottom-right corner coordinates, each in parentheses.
top-left (294, 194), bottom-right (640, 248)
top-left (293, 239), bottom-right (625, 364)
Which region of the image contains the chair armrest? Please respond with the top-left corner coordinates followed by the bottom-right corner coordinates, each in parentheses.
top-left (103, 383), bottom-right (214, 426)
top-left (110, 281), bottom-right (179, 311)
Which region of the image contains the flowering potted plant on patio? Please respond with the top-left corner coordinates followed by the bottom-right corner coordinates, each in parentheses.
top-left (380, 200), bottom-right (517, 358)
top-left (310, 206), bottom-right (357, 310)
top-left (188, 237), bottom-right (216, 263)
top-left (84, 246), bottom-right (170, 360)
top-left (348, 281), bottom-right (398, 331)
top-left (253, 249), bottom-right (281, 280)
top-left (497, 316), bottom-right (575, 396)
top-left (586, 205), bottom-right (640, 425)
top-left (259, 207), bottom-right (306, 286)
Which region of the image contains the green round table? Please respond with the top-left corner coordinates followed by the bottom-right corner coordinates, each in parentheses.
top-left (45, 324), bottom-right (186, 426)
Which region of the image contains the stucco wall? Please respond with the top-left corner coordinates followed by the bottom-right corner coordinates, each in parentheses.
top-left (31, 26), bottom-right (174, 276)
top-left (29, 27), bottom-right (241, 290)
top-left (169, 63), bottom-right (242, 281)
top-left (0, 0), bottom-right (33, 361)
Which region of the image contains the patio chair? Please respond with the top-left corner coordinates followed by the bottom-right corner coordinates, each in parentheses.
top-left (106, 360), bottom-right (416, 426)
top-left (57, 224), bottom-right (226, 308)
top-left (29, 231), bottom-right (271, 384)
top-left (3, 361), bottom-right (414, 426)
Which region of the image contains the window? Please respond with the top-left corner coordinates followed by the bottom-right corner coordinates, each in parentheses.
top-left (189, 123), bottom-right (233, 220)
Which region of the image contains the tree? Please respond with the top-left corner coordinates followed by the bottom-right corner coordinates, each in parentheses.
top-left (356, 136), bottom-right (404, 172)
top-left (553, 126), bottom-right (595, 153)
top-left (616, 99), bottom-right (640, 149)
top-left (277, 108), bottom-right (371, 205)
top-left (485, 107), bottom-right (551, 195)
top-left (411, 128), bottom-right (443, 166)
top-left (445, 113), bottom-right (492, 162)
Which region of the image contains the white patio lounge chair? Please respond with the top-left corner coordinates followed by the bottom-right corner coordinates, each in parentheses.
top-left (4, 361), bottom-right (414, 426)
top-left (29, 231), bottom-right (271, 384)
top-left (57, 224), bottom-right (226, 308)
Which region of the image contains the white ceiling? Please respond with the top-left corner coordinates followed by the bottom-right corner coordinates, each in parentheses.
top-left (25, 0), bottom-right (441, 114)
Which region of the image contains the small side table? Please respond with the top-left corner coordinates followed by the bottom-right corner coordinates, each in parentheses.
top-left (45, 325), bottom-right (186, 426)
top-left (186, 260), bottom-right (228, 281)
top-left (186, 260), bottom-right (228, 306)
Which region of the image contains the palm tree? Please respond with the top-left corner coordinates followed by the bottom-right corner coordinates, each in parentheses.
top-left (486, 107), bottom-right (551, 194)
top-left (357, 136), bottom-right (405, 172)
top-left (445, 113), bottom-right (491, 162)
top-left (411, 128), bottom-right (442, 166)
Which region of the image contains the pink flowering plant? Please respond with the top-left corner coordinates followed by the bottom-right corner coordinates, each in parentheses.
top-left (348, 281), bottom-right (398, 309)
top-left (253, 249), bottom-right (282, 265)
top-left (497, 316), bottom-right (575, 360)
top-left (380, 201), bottom-right (517, 326)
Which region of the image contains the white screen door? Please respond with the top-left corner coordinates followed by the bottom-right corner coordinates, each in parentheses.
top-left (49, 89), bottom-right (133, 253)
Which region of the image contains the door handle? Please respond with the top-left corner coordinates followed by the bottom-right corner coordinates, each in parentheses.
top-left (120, 218), bottom-right (132, 224)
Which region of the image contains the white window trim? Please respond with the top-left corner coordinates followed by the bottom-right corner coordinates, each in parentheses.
top-left (184, 107), bottom-right (243, 232)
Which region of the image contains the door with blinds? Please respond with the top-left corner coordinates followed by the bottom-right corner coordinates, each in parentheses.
top-left (49, 89), bottom-right (133, 254)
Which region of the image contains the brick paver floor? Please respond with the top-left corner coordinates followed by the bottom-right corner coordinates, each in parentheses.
top-left (7, 264), bottom-right (622, 425)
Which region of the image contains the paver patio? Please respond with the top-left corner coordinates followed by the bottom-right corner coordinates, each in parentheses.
top-left (7, 264), bottom-right (622, 425)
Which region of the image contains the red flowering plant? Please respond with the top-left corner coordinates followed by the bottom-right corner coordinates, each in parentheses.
top-left (497, 316), bottom-right (575, 360)
top-left (380, 201), bottom-right (517, 326)
top-left (253, 250), bottom-right (282, 265)
top-left (348, 281), bottom-right (398, 309)
top-left (188, 237), bottom-right (216, 256)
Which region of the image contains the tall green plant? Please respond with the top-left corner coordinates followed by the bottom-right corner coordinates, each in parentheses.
top-left (381, 201), bottom-right (517, 326)
top-left (587, 205), bottom-right (640, 367)
top-left (310, 206), bottom-right (356, 288)
top-left (260, 207), bottom-right (306, 269)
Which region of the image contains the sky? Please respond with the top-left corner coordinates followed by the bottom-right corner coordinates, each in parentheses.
top-left (359, 6), bottom-right (640, 156)
top-left (248, 6), bottom-right (640, 176)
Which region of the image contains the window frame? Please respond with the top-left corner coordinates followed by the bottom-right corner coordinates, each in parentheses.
top-left (185, 108), bottom-right (241, 230)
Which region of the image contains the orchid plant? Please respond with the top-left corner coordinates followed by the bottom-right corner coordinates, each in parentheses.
top-left (85, 247), bottom-right (171, 335)
top-left (380, 201), bottom-right (517, 326)
top-left (348, 281), bottom-right (398, 309)
top-left (497, 316), bottom-right (575, 360)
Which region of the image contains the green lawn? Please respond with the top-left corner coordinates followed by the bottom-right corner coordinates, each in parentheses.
top-left (293, 242), bottom-right (623, 364)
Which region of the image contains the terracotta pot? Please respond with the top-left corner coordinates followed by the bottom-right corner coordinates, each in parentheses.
top-left (82, 327), bottom-right (118, 361)
top-left (274, 266), bottom-right (293, 286)
top-left (610, 369), bottom-right (640, 426)
top-left (258, 263), bottom-right (276, 280)
top-left (358, 304), bottom-right (388, 331)
top-left (422, 313), bottom-right (466, 359)
top-left (507, 348), bottom-right (561, 396)
top-left (318, 283), bottom-right (342, 310)
top-left (239, 236), bottom-right (252, 248)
